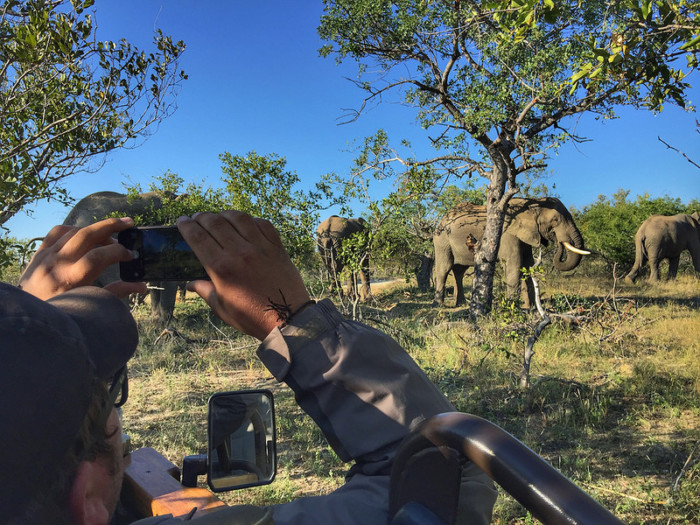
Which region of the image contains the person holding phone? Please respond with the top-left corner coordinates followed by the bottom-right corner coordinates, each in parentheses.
top-left (163, 211), bottom-right (496, 524)
top-left (3, 213), bottom-right (495, 524)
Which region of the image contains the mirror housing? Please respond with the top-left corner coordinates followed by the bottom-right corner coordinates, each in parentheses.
top-left (207, 390), bottom-right (276, 492)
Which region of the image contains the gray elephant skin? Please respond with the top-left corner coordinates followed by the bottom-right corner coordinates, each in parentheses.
top-left (62, 190), bottom-right (180, 323)
top-left (624, 212), bottom-right (700, 283)
top-left (316, 215), bottom-right (371, 301)
top-left (433, 197), bottom-right (588, 307)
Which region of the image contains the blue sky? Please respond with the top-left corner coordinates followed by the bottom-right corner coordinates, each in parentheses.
top-left (6, 1), bottom-right (700, 240)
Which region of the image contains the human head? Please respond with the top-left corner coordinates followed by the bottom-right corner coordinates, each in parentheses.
top-left (0, 283), bottom-right (138, 524)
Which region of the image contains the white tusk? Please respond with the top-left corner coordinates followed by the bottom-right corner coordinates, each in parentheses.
top-left (563, 241), bottom-right (591, 255)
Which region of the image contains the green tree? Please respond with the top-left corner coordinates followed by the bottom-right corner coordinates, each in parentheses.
top-left (121, 170), bottom-right (227, 226)
top-left (220, 151), bottom-right (332, 266)
top-left (318, 0), bottom-right (699, 315)
top-left (0, 234), bottom-right (42, 279)
top-left (576, 189), bottom-right (695, 270)
top-left (0, 0), bottom-right (187, 226)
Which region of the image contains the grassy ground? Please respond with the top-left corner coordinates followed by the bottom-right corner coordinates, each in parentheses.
top-left (121, 266), bottom-right (700, 524)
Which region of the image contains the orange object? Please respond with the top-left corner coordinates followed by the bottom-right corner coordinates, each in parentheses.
top-left (123, 447), bottom-right (226, 519)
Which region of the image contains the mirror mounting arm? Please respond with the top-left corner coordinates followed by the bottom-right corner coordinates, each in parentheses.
top-left (182, 454), bottom-right (207, 487)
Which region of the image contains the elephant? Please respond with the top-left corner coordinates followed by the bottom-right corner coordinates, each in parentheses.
top-left (62, 190), bottom-right (181, 323)
top-left (433, 197), bottom-right (590, 307)
top-left (316, 215), bottom-right (371, 301)
top-left (624, 212), bottom-right (700, 283)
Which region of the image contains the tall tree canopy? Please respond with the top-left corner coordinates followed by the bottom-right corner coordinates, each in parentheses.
top-left (0, 0), bottom-right (186, 226)
top-left (318, 0), bottom-right (699, 314)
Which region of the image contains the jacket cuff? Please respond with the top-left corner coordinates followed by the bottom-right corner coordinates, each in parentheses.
top-left (256, 299), bottom-right (342, 381)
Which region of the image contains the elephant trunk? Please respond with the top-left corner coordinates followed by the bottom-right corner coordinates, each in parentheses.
top-left (553, 225), bottom-right (586, 272)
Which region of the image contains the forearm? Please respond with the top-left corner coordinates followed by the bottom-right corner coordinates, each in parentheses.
top-left (257, 299), bottom-right (454, 466)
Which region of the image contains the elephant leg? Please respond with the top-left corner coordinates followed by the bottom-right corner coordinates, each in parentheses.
top-left (453, 265), bottom-right (467, 306)
top-left (346, 273), bottom-right (357, 300)
top-left (503, 257), bottom-right (524, 306)
top-left (433, 250), bottom-right (453, 306)
top-left (359, 255), bottom-right (371, 301)
top-left (519, 246), bottom-right (535, 309)
top-left (150, 282), bottom-right (178, 324)
top-left (625, 258), bottom-right (646, 284)
top-left (692, 245), bottom-right (700, 274)
top-left (667, 256), bottom-right (680, 279)
top-left (647, 255), bottom-right (661, 282)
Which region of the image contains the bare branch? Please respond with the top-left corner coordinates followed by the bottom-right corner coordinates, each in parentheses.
top-left (658, 135), bottom-right (700, 170)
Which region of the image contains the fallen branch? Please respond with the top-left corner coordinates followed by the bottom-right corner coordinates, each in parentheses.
top-left (672, 440), bottom-right (700, 493)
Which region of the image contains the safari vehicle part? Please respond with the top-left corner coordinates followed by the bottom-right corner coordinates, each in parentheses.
top-left (205, 390), bottom-right (276, 491)
top-left (179, 390), bottom-right (276, 492)
top-left (389, 412), bottom-right (624, 524)
top-left (121, 390), bottom-right (276, 519)
top-left (122, 392), bottom-right (623, 523)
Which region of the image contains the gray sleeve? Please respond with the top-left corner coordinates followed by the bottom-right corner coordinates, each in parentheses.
top-left (256, 299), bottom-right (496, 524)
top-left (256, 299), bottom-right (454, 469)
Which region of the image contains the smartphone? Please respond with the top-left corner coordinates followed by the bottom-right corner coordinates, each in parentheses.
top-left (118, 226), bottom-right (209, 282)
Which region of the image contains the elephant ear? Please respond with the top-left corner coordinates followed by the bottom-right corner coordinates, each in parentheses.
top-left (507, 206), bottom-right (542, 247)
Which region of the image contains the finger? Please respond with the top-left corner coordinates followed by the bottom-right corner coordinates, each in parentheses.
top-left (104, 281), bottom-right (148, 298)
top-left (219, 210), bottom-right (262, 243)
top-left (253, 218), bottom-right (284, 247)
top-left (36, 225), bottom-right (80, 254)
top-left (86, 242), bottom-right (136, 266)
top-left (187, 279), bottom-right (217, 305)
top-left (36, 225), bottom-right (77, 251)
top-left (61, 243), bottom-right (135, 289)
top-left (178, 214), bottom-right (230, 258)
top-left (194, 212), bottom-right (248, 250)
top-left (62, 217), bottom-right (135, 260)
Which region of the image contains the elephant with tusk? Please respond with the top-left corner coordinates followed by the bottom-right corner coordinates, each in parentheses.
top-left (62, 190), bottom-right (182, 324)
top-left (433, 197), bottom-right (589, 308)
top-left (624, 212), bottom-right (700, 283)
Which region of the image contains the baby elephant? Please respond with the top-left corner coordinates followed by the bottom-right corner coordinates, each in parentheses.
top-left (625, 212), bottom-right (700, 283)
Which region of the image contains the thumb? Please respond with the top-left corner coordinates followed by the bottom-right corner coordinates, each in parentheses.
top-left (104, 281), bottom-right (148, 299)
top-left (187, 279), bottom-right (217, 305)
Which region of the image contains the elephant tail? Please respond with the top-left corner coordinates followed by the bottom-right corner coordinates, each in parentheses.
top-left (625, 230), bottom-right (648, 283)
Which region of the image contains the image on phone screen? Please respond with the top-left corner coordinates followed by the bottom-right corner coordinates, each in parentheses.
top-left (118, 227), bottom-right (209, 281)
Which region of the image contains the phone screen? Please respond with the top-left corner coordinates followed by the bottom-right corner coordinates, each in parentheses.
top-left (118, 226), bottom-right (209, 282)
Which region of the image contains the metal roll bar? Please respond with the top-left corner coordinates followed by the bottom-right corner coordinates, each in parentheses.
top-left (390, 412), bottom-right (624, 524)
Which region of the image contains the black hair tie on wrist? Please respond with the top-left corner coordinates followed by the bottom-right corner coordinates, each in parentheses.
top-left (287, 299), bottom-right (317, 322)
top-left (265, 291), bottom-right (316, 324)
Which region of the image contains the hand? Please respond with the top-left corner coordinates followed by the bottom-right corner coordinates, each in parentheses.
top-left (18, 217), bottom-right (148, 300)
top-left (177, 211), bottom-right (312, 341)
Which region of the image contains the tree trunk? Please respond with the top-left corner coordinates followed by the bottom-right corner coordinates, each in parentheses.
top-left (415, 253), bottom-right (434, 291)
top-left (470, 154), bottom-right (511, 316)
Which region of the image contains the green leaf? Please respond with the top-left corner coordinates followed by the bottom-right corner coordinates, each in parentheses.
top-left (571, 63), bottom-right (594, 82)
top-left (679, 34), bottom-right (700, 51)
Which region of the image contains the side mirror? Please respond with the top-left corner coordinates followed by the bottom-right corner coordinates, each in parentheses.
top-left (207, 390), bottom-right (276, 492)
